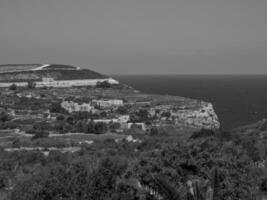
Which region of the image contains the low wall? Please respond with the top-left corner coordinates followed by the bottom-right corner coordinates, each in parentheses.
top-left (0, 78), bottom-right (119, 88)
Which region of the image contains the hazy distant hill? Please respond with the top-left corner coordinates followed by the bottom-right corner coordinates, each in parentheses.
top-left (0, 64), bottom-right (107, 81)
top-left (0, 64), bottom-right (118, 87)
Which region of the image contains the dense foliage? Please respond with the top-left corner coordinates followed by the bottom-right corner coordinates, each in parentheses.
top-left (0, 127), bottom-right (266, 200)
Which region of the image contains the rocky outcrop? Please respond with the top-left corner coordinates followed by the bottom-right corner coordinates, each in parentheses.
top-left (173, 102), bottom-right (220, 129)
top-left (150, 100), bottom-right (220, 130)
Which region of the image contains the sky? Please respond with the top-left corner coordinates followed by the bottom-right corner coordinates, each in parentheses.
top-left (0, 0), bottom-right (267, 75)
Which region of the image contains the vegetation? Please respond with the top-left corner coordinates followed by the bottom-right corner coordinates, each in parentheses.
top-left (0, 83), bottom-right (265, 199)
top-left (0, 126), bottom-right (266, 200)
top-left (27, 81), bottom-right (36, 89)
top-left (96, 81), bottom-right (112, 88)
top-left (9, 84), bottom-right (17, 90)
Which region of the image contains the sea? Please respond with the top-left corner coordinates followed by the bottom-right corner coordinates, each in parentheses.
top-left (114, 75), bottom-right (267, 130)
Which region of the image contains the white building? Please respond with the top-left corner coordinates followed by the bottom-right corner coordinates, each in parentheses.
top-left (92, 99), bottom-right (123, 108)
top-left (127, 122), bottom-right (146, 131)
top-left (93, 115), bottom-right (129, 124)
top-left (61, 101), bottom-right (95, 113)
top-left (117, 115), bottom-right (130, 123)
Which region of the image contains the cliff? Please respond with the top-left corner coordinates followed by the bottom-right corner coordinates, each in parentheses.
top-left (174, 102), bottom-right (220, 129)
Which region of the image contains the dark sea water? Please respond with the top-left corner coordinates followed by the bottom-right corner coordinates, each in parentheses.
top-left (114, 75), bottom-right (267, 130)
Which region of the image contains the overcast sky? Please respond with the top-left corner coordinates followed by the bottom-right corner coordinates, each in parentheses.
top-left (0, 0), bottom-right (266, 75)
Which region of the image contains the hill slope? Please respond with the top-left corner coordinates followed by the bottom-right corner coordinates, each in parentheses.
top-left (0, 64), bottom-right (118, 87)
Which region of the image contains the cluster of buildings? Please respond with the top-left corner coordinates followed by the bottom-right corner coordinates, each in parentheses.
top-left (61, 99), bottom-right (124, 113)
top-left (60, 99), bottom-right (149, 131)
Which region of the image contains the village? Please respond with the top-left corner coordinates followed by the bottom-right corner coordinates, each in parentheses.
top-left (0, 83), bottom-right (220, 141)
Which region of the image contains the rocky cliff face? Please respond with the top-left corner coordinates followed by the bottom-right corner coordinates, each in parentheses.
top-left (173, 102), bottom-right (220, 129)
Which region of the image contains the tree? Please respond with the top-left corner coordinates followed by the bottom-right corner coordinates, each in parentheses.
top-left (137, 109), bottom-right (149, 120)
top-left (0, 111), bottom-right (11, 122)
top-left (66, 116), bottom-right (74, 125)
top-left (96, 81), bottom-right (111, 88)
top-left (109, 122), bottom-right (121, 132)
top-left (9, 83), bottom-right (17, 90)
top-left (31, 130), bottom-right (49, 140)
top-left (50, 102), bottom-right (65, 113)
top-left (56, 115), bottom-right (65, 121)
top-left (87, 121), bottom-right (96, 133)
top-left (161, 111), bottom-right (171, 119)
top-left (261, 177), bottom-right (267, 192)
top-left (117, 106), bottom-right (128, 115)
top-left (100, 111), bottom-right (107, 118)
top-left (74, 120), bottom-right (88, 133)
top-left (94, 122), bottom-right (108, 134)
top-left (27, 81), bottom-right (36, 89)
top-left (149, 127), bottom-right (159, 136)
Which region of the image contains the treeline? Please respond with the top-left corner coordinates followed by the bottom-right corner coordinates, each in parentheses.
top-left (27, 114), bottom-right (121, 138)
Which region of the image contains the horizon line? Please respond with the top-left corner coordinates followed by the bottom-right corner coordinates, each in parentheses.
top-left (109, 73), bottom-right (267, 76)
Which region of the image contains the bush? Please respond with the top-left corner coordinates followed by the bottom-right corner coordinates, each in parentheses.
top-left (56, 115), bottom-right (65, 121)
top-left (54, 121), bottom-right (71, 134)
top-left (86, 121), bottom-right (95, 133)
top-left (116, 106), bottom-right (128, 115)
top-left (190, 128), bottom-right (215, 139)
top-left (149, 127), bottom-right (159, 136)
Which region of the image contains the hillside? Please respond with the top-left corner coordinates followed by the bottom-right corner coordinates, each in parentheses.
top-left (0, 64), bottom-right (118, 87)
